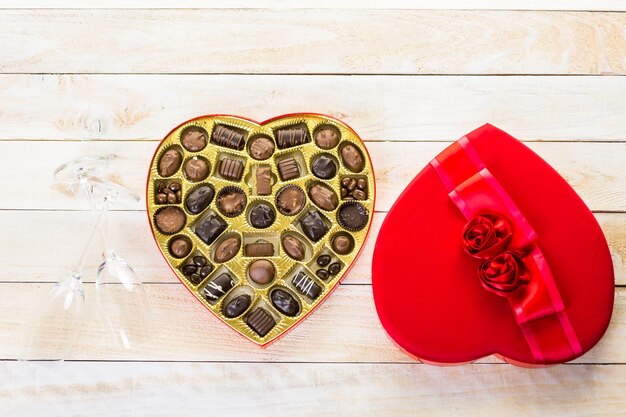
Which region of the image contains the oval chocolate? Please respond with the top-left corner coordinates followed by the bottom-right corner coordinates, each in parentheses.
top-left (340, 144), bottom-right (365, 173)
top-left (223, 294), bottom-right (251, 318)
top-left (282, 235), bottom-right (306, 261)
top-left (185, 185), bottom-right (215, 214)
top-left (309, 183), bottom-right (338, 211)
top-left (271, 289), bottom-right (300, 317)
top-left (214, 236), bottom-right (241, 263)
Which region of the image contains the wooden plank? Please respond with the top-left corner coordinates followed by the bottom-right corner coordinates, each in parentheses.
top-left (3, 1), bottom-right (626, 11)
top-left (1, 141), bottom-right (624, 211)
top-left (1, 75), bottom-right (625, 141)
top-left (1, 210), bottom-right (625, 286)
top-left (1, 10), bottom-right (625, 74)
top-left (2, 283), bottom-right (625, 363)
top-left (2, 362), bottom-right (626, 417)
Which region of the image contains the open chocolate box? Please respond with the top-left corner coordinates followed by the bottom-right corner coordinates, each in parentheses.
top-left (147, 114), bottom-right (375, 346)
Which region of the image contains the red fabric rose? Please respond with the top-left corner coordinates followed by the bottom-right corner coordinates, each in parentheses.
top-left (479, 251), bottom-right (530, 296)
top-left (462, 213), bottom-right (512, 260)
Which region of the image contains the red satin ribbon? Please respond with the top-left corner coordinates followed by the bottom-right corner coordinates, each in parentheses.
top-left (430, 136), bottom-right (582, 363)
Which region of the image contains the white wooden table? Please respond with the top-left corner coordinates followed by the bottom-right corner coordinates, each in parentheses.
top-left (1, 2), bottom-right (625, 416)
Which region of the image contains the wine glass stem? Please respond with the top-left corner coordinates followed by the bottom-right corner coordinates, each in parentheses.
top-left (73, 208), bottom-right (105, 276)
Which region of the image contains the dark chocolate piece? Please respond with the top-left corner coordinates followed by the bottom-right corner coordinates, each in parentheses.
top-left (340, 144), bottom-right (365, 173)
top-left (309, 183), bottom-right (338, 211)
top-left (218, 157), bottom-right (245, 181)
top-left (276, 185), bottom-right (305, 216)
top-left (195, 213), bottom-right (227, 245)
top-left (181, 255), bottom-right (213, 285)
top-left (328, 262), bottom-right (341, 275)
top-left (331, 233), bottom-right (354, 255)
top-left (277, 157), bottom-right (300, 181)
top-left (249, 203), bottom-right (275, 229)
top-left (248, 259), bottom-right (275, 285)
top-left (341, 176), bottom-right (367, 200)
top-left (282, 235), bottom-right (306, 261)
top-left (246, 308), bottom-right (276, 337)
top-left (299, 211), bottom-right (329, 242)
top-left (223, 294), bottom-right (251, 318)
top-left (184, 157), bottom-right (210, 182)
top-left (211, 125), bottom-right (246, 150)
top-left (292, 271), bottom-right (322, 300)
top-left (316, 269), bottom-right (329, 280)
top-left (213, 235), bottom-right (241, 263)
top-left (158, 148), bottom-right (182, 177)
top-left (314, 125), bottom-right (340, 149)
top-left (316, 254), bottom-right (331, 267)
top-left (337, 202), bottom-right (369, 231)
top-left (244, 240), bottom-right (274, 257)
top-left (271, 289), bottom-right (300, 317)
top-left (248, 136), bottom-right (275, 160)
top-left (169, 236), bottom-right (192, 258)
top-left (255, 165), bottom-right (272, 196)
top-left (181, 126), bottom-right (208, 152)
top-left (276, 126), bottom-right (309, 149)
top-left (216, 187), bottom-right (246, 217)
top-left (204, 273), bottom-right (235, 302)
top-left (185, 185), bottom-right (215, 214)
top-left (311, 154), bottom-right (337, 179)
top-left (154, 206), bottom-right (186, 235)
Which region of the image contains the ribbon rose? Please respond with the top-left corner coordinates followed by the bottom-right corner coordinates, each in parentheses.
top-left (462, 213), bottom-right (512, 260)
top-left (479, 251), bottom-right (530, 296)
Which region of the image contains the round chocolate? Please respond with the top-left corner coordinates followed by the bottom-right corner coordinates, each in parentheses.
top-left (331, 233), bottom-right (354, 255)
top-left (271, 289), bottom-right (300, 317)
top-left (340, 144), bottom-right (365, 173)
top-left (169, 236), bottom-right (192, 258)
top-left (184, 157), bottom-right (210, 181)
top-left (309, 183), bottom-right (338, 211)
top-left (337, 202), bottom-right (369, 231)
top-left (216, 187), bottom-right (247, 217)
top-left (223, 294), bottom-right (251, 318)
top-left (317, 254), bottom-right (331, 267)
top-left (248, 136), bottom-right (275, 160)
top-left (158, 148), bottom-right (182, 177)
top-left (185, 185), bottom-right (215, 214)
top-left (282, 235), bottom-right (306, 261)
top-left (214, 235), bottom-right (241, 263)
top-left (154, 206), bottom-right (186, 234)
top-left (311, 154), bottom-right (337, 179)
top-left (180, 126), bottom-right (208, 152)
top-left (314, 125), bottom-right (340, 150)
top-left (276, 185), bottom-right (305, 216)
top-left (249, 202), bottom-right (275, 229)
top-left (248, 259), bottom-right (275, 285)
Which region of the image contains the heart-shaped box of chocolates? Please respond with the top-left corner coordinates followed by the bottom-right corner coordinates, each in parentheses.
top-left (147, 114), bottom-right (375, 345)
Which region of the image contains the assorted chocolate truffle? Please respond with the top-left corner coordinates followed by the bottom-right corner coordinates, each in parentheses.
top-left (248, 136), bottom-right (275, 160)
top-left (184, 157), bottom-right (210, 182)
top-left (271, 289), bottom-right (300, 317)
top-left (282, 235), bottom-right (306, 261)
top-left (213, 235), bottom-right (241, 263)
top-left (340, 143), bottom-right (365, 173)
top-left (331, 233), bottom-right (354, 255)
top-left (248, 259), bottom-right (275, 285)
top-left (211, 125), bottom-right (246, 150)
top-left (246, 307), bottom-right (276, 336)
top-left (292, 271), bottom-right (322, 300)
top-left (341, 177), bottom-right (368, 200)
top-left (158, 148), bottom-right (182, 177)
top-left (169, 236), bottom-right (192, 258)
top-left (204, 273), bottom-right (235, 302)
top-left (300, 210), bottom-right (329, 242)
top-left (223, 294), bottom-right (251, 318)
top-left (337, 202), bottom-right (369, 231)
top-left (181, 255), bottom-right (213, 285)
top-left (216, 187), bottom-right (247, 217)
top-left (180, 126), bottom-right (208, 152)
top-left (276, 185), bottom-right (305, 216)
top-left (309, 183), bottom-right (338, 211)
top-left (185, 185), bottom-right (214, 214)
top-left (155, 181), bottom-right (182, 204)
top-left (314, 125), bottom-right (340, 149)
top-left (219, 157), bottom-right (245, 181)
top-left (277, 156), bottom-right (300, 181)
top-left (154, 206), bottom-right (186, 235)
top-left (249, 202), bottom-right (275, 229)
top-left (244, 240), bottom-right (274, 257)
top-left (195, 213), bottom-right (227, 245)
top-left (276, 126), bottom-right (309, 149)
top-left (311, 154), bottom-right (337, 179)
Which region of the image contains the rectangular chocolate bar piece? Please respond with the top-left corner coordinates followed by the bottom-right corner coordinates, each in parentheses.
top-left (219, 157), bottom-right (245, 181)
top-left (256, 165), bottom-right (271, 195)
top-left (247, 307), bottom-right (276, 336)
top-left (244, 240), bottom-right (274, 257)
top-left (292, 271), bottom-right (322, 300)
top-left (277, 157), bottom-right (300, 181)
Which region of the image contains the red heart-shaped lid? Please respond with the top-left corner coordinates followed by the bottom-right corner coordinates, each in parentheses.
top-left (372, 124), bottom-right (614, 366)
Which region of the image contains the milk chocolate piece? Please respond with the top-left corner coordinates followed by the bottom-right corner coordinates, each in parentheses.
top-left (223, 294), bottom-right (251, 318)
top-left (244, 240), bottom-right (274, 257)
top-left (292, 271), bottom-right (322, 300)
top-left (158, 148), bottom-right (182, 177)
top-left (314, 125), bottom-right (340, 149)
top-left (271, 289), bottom-right (300, 317)
top-left (246, 308), bottom-right (276, 337)
top-left (211, 125), bottom-right (246, 150)
top-left (337, 202), bottom-right (369, 231)
top-left (331, 233), bottom-right (354, 255)
top-left (184, 157), bottom-right (210, 182)
top-left (276, 126), bottom-right (309, 149)
top-left (309, 183), bottom-right (338, 211)
top-left (300, 211), bottom-right (328, 242)
top-left (155, 181), bottom-right (182, 205)
top-left (340, 144), bottom-right (365, 173)
top-left (214, 235), bottom-right (241, 263)
top-left (277, 157), bottom-right (300, 181)
top-left (181, 126), bottom-right (208, 152)
top-left (341, 176), bottom-right (368, 200)
top-left (249, 203), bottom-right (275, 229)
top-left (276, 185), bottom-right (305, 216)
top-left (311, 154), bottom-right (337, 179)
top-left (169, 236), bottom-right (192, 258)
top-left (219, 157), bottom-right (245, 181)
top-left (248, 259), bottom-right (275, 285)
top-left (282, 235), bottom-right (306, 261)
top-left (216, 187), bottom-right (246, 217)
top-left (195, 213), bottom-right (227, 245)
top-left (203, 273), bottom-right (235, 302)
top-left (248, 136), bottom-right (275, 160)
top-left (255, 166), bottom-right (272, 195)
top-left (154, 206), bottom-right (186, 234)
top-left (185, 185), bottom-right (215, 214)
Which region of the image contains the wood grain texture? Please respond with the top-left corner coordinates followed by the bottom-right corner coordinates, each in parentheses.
top-left (1, 10), bottom-right (625, 74)
top-left (3, 283), bottom-right (625, 363)
top-left (1, 75), bottom-right (625, 141)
